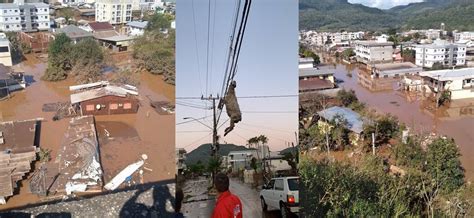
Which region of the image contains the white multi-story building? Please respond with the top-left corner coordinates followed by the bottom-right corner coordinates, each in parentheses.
top-left (415, 39), bottom-right (467, 68)
top-left (454, 32), bottom-right (474, 42)
top-left (354, 37), bottom-right (394, 65)
top-left (0, 2), bottom-right (49, 32)
top-left (95, 0), bottom-right (138, 25)
top-left (300, 31), bottom-right (365, 47)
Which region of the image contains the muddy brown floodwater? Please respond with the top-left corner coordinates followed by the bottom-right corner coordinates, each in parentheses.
top-left (0, 54), bottom-right (175, 210)
top-left (320, 56), bottom-right (474, 180)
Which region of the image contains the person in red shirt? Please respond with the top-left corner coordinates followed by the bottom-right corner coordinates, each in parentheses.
top-left (211, 173), bottom-right (243, 218)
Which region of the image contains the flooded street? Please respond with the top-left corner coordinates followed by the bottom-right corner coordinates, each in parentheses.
top-left (321, 56), bottom-right (474, 180)
top-left (0, 54), bottom-right (175, 210)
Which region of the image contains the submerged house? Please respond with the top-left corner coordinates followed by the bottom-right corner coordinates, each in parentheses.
top-left (317, 106), bottom-right (364, 144)
top-left (0, 64), bottom-right (26, 99)
top-left (86, 22), bottom-right (134, 52)
top-left (69, 81), bottom-right (139, 116)
top-left (0, 119), bottom-right (41, 204)
top-left (420, 68), bottom-right (474, 100)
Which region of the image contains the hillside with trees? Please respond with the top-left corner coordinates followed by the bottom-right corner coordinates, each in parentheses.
top-left (299, 0), bottom-right (474, 31)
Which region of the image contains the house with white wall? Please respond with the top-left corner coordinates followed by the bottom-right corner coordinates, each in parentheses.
top-left (420, 68), bottom-right (474, 100)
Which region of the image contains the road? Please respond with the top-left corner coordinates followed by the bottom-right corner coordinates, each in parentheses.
top-left (181, 177), bottom-right (296, 217)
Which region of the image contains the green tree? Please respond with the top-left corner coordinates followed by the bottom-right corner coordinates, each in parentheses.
top-left (43, 33), bottom-right (72, 81)
top-left (341, 48), bottom-right (355, 60)
top-left (336, 89), bottom-right (358, 107)
top-left (425, 138), bottom-right (464, 194)
top-left (146, 13), bottom-right (172, 31)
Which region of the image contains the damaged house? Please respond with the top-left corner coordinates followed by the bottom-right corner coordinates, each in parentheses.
top-left (69, 81), bottom-right (139, 116)
top-left (0, 64), bottom-right (26, 99)
top-left (30, 116), bottom-right (103, 196)
top-left (0, 119), bottom-right (41, 204)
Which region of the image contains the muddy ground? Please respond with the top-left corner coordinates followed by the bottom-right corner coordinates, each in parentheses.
top-left (0, 54), bottom-right (175, 210)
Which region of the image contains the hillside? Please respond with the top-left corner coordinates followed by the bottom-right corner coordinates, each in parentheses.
top-left (185, 143), bottom-right (252, 165)
top-left (299, 0), bottom-right (474, 31)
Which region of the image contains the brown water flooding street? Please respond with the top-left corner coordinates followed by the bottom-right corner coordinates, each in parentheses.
top-left (0, 54), bottom-right (175, 210)
top-left (319, 56), bottom-right (474, 180)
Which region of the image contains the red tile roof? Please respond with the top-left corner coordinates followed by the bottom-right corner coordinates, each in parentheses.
top-left (88, 22), bottom-right (114, 32)
top-left (299, 79), bottom-right (334, 92)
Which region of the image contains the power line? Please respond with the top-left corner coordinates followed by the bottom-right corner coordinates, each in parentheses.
top-left (205, 0), bottom-right (211, 97)
top-left (176, 115), bottom-right (212, 125)
top-left (191, 0), bottom-right (203, 95)
top-left (182, 132), bottom-right (212, 149)
top-left (242, 111), bottom-right (297, 114)
top-left (176, 94), bottom-right (297, 100)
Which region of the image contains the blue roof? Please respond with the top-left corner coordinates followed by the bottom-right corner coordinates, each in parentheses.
top-left (127, 21), bottom-right (148, 29)
top-left (317, 106), bottom-right (364, 133)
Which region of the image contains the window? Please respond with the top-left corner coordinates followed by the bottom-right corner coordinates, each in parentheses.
top-left (124, 103), bottom-right (132, 109)
top-left (86, 105), bottom-right (94, 111)
top-left (266, 180), bottom-right (275, 189)
top-left (288, 179), bottom-right (299, 191)
top-left (3, 10), bottom-right (6, 13)
top-left (5, 25), bottom-right (9, 29)
top-left (274, 179), bottom-right (284, 191)
top-left (110, 103), bottom-right (118, 110)
top-left (0, 46), bottom-right (9, 52)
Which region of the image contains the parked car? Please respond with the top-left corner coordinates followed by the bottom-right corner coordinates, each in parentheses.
top-left (260, 176), bottom-right (299, 217)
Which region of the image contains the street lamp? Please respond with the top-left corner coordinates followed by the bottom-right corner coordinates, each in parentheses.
top-left (183, 117), bottom-right (213, 130)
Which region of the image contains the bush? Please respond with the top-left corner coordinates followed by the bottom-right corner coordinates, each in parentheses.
top-left (336, 89), bottom-right (358, 107)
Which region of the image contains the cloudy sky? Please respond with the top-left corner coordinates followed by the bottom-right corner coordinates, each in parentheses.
top-left (348, 0), bottom-right (424, 9)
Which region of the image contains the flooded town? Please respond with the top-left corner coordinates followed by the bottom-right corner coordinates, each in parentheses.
top-left (0, 0), bottom-right (176, 216)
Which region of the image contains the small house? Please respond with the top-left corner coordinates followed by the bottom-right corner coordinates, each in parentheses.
top-left (55, 25), bottom-right (93, 44)
top-left (317, 106), bottom-right (364, 143)
top-left (420, 68), bottom-right (474, 100)
top-left (0, 64), bottom-right (26, 99)
top-left (126, 21), bottom-right (148, 36)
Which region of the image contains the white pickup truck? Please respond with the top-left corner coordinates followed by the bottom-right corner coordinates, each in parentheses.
top-left (260, 176), bottom-right (299, 217)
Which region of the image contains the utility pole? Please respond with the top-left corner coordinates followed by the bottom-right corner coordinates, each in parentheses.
top-left (201, 95), bottom-right (220, 157)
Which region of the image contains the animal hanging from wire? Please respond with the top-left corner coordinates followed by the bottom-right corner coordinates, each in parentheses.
top-left (222, 80), bottom-right (241, 136)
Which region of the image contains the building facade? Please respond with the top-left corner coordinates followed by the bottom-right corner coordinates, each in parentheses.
top-left (420, 68), bottom-right (474, 100)
top-left (95, 0), bottom-right (137, 25)
top-left (0, 3), bottom-right (49, 32)
top-left (355, 39), bottom-right (394, 65)
top-left (0, 35), bottom-right (12, 67)
top-left (415, 40), bottom-right (467, 68)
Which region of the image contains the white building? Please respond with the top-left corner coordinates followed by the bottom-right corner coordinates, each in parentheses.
top-left (0, 2), bottom-right (49, 32)
top-left (126, 20), bottom-right (147, 36)
top-left (300, 31), bottom-right (365, 47)
top-left (354, 37), bottom-right (394, 65)
top-left (0, 34), bottom-right (12, 67)
top-left (415, 39), bottom-right (467, 68)
top-left (420, 68), bottom-right (474, 100)
top-left (454, 32), bottom-right (474, 42)
top-left (95, 0), bottom-right (138, 25)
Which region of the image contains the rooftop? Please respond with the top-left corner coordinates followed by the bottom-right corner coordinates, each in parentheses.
top-left (355, 40), bottom-right (393, 47)
top-left (56, 25), bottom-right (93, 39)
top-left (299, 78), bottom-right (334, 92)
top-left (127, 21), bottom-right (148, 29)
top-left (373, 62), bottom-right (422, 72)
top-left (70, 85), bottom-right (138, 104)
top-left (88, 22), bottom-right (114, 32)
top-left (317, 106), bottom-right (364, 134)
top-left (420, 68), bottom-right (474, 81)
top-left (299, 65), bottom-right (336, 78)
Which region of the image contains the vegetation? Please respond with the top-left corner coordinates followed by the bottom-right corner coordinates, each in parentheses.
top-left (43, 34), bottom-right (104, 83)
top-left (299, 44), bottom-right (320, 65)
top-left (38, 148), bottom-right (52, 162)
top-left (300, 137), bottom-right (469, 217)
top-left (133, 13), bottom-right (175, 85)
top-left (5, 32), bottom-right (26, 64)
top-left (341, 48), bottom-right (355, 60)
top-left (299, 0), bottom-right (474, 31)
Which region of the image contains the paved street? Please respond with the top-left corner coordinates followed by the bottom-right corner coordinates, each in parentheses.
top-left (180, 177), bottom-right (297, 217)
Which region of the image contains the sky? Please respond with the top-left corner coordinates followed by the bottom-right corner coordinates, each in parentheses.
top-left (176, 0), bottom-right (298, 152)
top-left (348, 0), bottom-right (424, 9)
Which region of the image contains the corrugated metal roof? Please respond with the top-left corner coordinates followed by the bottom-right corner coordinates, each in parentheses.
top-left (299, 66), bottom-right (336, 78)
top-left (317, 106), bottom-right (364, 134)
top-left (420, 68), bottom-right (474, 81)
top-left (127, 21), bottom-right (148, 29)
top-left (70, 86), bottom-right (135, 104)
top-left (57, 25), bottom-right (93, 39)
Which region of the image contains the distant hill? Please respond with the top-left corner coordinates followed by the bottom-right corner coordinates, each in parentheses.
top-left (299, 0), bottom-right (474, 31)
top-left (185, 143), bottom-right (251, 165)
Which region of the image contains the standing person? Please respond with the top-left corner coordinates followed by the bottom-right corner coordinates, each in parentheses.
top-left (212, 173), bottom-right (243, 218)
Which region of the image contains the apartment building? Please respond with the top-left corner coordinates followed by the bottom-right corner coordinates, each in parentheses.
top-left (415, 39), bottom-right (467, 68)
top-left (300, 31), bottom-right (365, 47)
top-left (0, 2), bottom-right (49, 32)
top-left (454, 31), bottom-right (474, 41)
top-left (355, 38), bottom-right (394, 65)
top-left (95, 0), bottom-right (138, 24)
